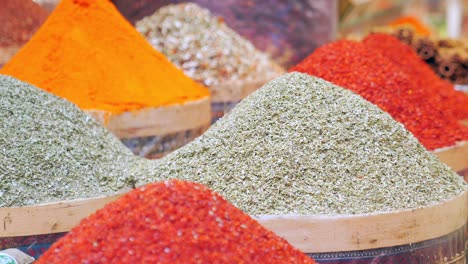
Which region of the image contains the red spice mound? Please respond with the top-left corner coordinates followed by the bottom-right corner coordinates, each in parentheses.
top-left (0, 0), bottom-right (49, 47)
top-left (37, 180), bottom-right (315, 264)
top-left (363, 33), bottom-right (468, 120)
top-left (290, 40), bottom-right (468, 150)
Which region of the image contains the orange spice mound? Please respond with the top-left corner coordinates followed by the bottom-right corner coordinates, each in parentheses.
top-left (390, 16), bottom-right (431, 36)
top-left (0, 0), bottom-right (209, 113)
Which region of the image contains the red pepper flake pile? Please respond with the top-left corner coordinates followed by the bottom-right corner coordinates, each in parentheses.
top-left (291, 37), bottom-right (468, 150)
top-left (37, 180), bottom-right (315, 264)
top-left (0, 0), bottom-right (49, 47)
top-left (363, 33), bottom-right (468, 120)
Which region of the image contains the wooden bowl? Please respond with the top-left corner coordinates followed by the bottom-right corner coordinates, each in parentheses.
top-left (87, 97), bottom-right (211, 158)
top-left (1, 190), bottom-right (465, 262)
top-left (433, 141), bottom-right (468, 181)
top-left (209, 68), bottom-right (285, 123)
top-left (0, 193), bottom-right (125, 258)
top-left (255, 190), bottom-right (467, 263)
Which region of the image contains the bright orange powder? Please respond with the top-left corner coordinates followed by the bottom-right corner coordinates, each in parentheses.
top-left (390, 16), bottom-right (431, 36)
top-left (0, 0), bottom-right (209, 113)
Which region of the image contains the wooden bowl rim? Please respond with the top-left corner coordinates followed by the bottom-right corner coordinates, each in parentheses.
top-left (254, 190), bottom-right (467, 252)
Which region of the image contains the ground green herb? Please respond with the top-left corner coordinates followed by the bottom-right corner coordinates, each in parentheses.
top-left (0, 75), bottom-right (138, 207)
top-left (137, 72), bottom-right (467, 215)
top-left (2, 73), bottom-right (466, 214)
top-left (136, 3), bottom-right (282, 89)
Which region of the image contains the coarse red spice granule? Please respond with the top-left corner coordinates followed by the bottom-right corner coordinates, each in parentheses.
top-left (290, 39), bottom-right (468, 150)
top-left (37, 180), bottom-right (315, 264)
top-left (363, 33), bottom-right (468, 120)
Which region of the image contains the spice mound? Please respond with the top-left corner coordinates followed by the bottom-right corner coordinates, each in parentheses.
top-left (0, 75), bottom-right (138, 207)
top-left (0, 0), bottom-right (209, 114)
top-left (37, 180), bottom-right (315, 264)
top-left (136, 3), bottom-right (283, 90)
top-left (363, 33), bottom-right (468, 120)
top-left (373, 27), bottom-right (468, 85)
top-left (291, 37), bottom-right (468, 150)
top-left (137, 72), bottom-right (467, 215)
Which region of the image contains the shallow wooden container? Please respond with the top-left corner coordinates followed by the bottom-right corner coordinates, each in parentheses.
top-left (209, 68), bottom-right (284, 123)
top-left (256, 190), bottom-right (467, 264)
top-left (87, 97), bottom-right (211, 159)
top-left (0, 194), bottom-right (124, 258)
top-left (434, 141), bottom-right (468, 181)
top-left (1, 189), bottom-right (465, 262)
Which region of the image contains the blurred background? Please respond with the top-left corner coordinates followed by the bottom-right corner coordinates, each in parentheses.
top-left (25, 0), bottom-right (468, 68)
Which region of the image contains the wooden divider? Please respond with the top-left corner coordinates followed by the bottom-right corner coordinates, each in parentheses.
top-left (255, 190), bottom-right (467, 253)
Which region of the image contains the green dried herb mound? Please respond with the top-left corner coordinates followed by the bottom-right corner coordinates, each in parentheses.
top-left (0, 75), bottom-right (137, 207)
top-left (138, 72), bottom-right (467, 215)
top-left (136, 3), bottom-right (282, 88)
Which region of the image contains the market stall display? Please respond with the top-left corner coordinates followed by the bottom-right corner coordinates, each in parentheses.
top-left (291, 34), bottom-right (468, 177)
top-left (2, 73), bottom-right (466, 262)
top-left (292, 36), bottom-right (467, 150)
top-left (362, 33), bottom-right (467, 119)
top-left (0, 1), bottom-right (467, 263)
top-left (0, 0), bottom-right (211, 159)
top-left (138, 73), bottom-right (466, 215)
top-left (378, 27), bottom-right (468, 85)
top-left (135, 73), bottom-right (466, 262)
top-left (0, 75), bottom-right (137, 208)
top-left (0, 0), bottom-right (49, 66)
top-left (37, 180), bottom-right (315, 263)
top-left (0, 75), bottom-right (139, 257)
top-left (112, 0), bottom-right (337, 68)
top-left (363, 33), bottom-right (468, 178)
top-left (136, 3), bottom-right (284, 123)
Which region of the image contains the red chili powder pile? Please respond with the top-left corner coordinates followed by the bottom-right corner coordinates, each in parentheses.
top-left (363, 33), bottom-right (468, 120)
top-left (0, 0), bottom-right (49, 47)
top-left (37, 180), bottom-right (315, 264)
top-left (290, 38), bottom-right (468, 150)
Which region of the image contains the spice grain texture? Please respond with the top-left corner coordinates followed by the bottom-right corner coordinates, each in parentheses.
top-left (37, 180), bottom-right (315, 264)
top-left (0, 0), bottom-right (209, 114)
top-left (137, 73), bottom-right (467, 215)
top-left (363, 34), bottom-right (468, 120)
top-left (136, 3), bottom-right (282, 89)
top-left (0, 75), bottom-right (138, 207)
top-left (291, 36), bottom-right (468, 150)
